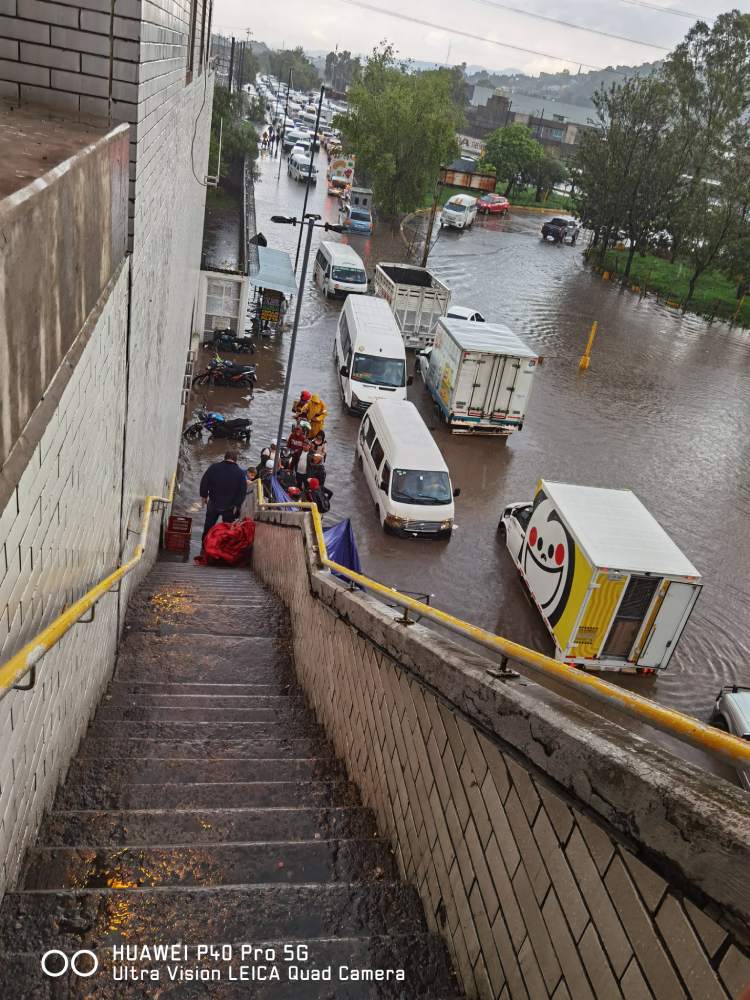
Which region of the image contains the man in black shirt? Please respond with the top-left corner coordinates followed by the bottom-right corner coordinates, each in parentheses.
top-left (199, 451), bottom-right (248, 542)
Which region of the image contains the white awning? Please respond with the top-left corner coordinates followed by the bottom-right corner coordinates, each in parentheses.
top-left (249, 247), bottom-right (297, 296)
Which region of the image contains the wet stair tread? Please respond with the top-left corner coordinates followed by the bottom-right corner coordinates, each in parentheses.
top-left (21, 839), bottom-right (398, 890)
top-left (0, 560), bottom-right (462, 998)
top-left (38, 807), bottom-right (378, 846)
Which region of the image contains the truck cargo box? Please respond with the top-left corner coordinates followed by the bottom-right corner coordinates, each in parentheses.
top-left (373, 263), bottom-right (451, 350)
top-left (425, 318), bottom-right (538, 435)
top-left (500, 481), bottom-right (702, 672)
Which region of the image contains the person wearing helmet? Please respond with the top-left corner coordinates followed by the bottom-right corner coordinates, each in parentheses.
top-left (287, 423), bottom-right (307, 468)
top-left (292, 390), bottom-right (312, 420)
top-left (304, 476), bottom-right (330, 513)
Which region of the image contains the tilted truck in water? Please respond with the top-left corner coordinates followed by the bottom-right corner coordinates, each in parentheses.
top-left (421, 318), bottom-right (539, 435)
top-left (373, 263), bottom-right (451, 350)
top-left (498, 481), bottom-right (702, 672)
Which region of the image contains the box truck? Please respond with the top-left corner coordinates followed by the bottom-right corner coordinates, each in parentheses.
top-left (421, 318), bottom-right (538, 435)
top-left (498, 481), bottom-right (702, 672)
top-left (373, 263), bottom-right (451, 350)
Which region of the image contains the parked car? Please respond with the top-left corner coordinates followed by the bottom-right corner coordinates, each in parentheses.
top-left (541, 218), bottom-right (580, 244)
top-left (712, 686), bottom-right (750, 790)
top-left (477, 193), bottom-right (510, 215)
top-left (446, 306), bottom-right (485, 323)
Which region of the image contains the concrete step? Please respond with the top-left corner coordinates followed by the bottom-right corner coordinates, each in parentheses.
top-left (54, 780), bottom-right (362, 811)
top-left (85, 722), bottom-right (324, 744)
top-left (94, 704), bottom-right (307, 723)
top-left (21, 839), bottom-right (398, 890)
top-left (114, 634), bottom-right (293, 684)
top-left (0, 883), bottom-right (428, 952)
top-left (77, 736), bottom-right (331, 759)
top-left (106, 680), bottom-right (287, 696)
top-left (62, 756), bottom-right (344, 789)
top-left (104, 688), bottom-right (293, 707)
top-left (39, 807), bottom-right (377, 847)
top-left (1, 933), bottom-right (462, 999)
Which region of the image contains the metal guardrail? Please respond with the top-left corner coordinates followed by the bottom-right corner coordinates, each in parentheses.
top-left (0, 476), bottom-right (175, 701)
top-left (256, 483), bottom-right (750, 770)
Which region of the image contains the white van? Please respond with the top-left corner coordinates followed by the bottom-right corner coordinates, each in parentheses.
top-left (313, 241), bottom-right (367, 298)
top-left (288, 153), bottom-right (317, 183)
top-left (335, 296), bottom-right (412, 414)
top-left (441, 194), bottom-right (478, 230)
top-left (356, 399), bottom-right (459, 538)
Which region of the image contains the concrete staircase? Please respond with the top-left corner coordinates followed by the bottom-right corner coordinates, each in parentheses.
top-left (0, 561), bottom-right (463, 998)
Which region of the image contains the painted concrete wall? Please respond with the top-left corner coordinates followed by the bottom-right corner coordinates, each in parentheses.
top-left (251, 509), bottom-right (750, 1000)
top-left (0, 124), bottom-right (129, 473)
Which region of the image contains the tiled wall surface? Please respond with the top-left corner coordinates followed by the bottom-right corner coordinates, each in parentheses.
top-left (252, 512), bottom-right (750, 1000)
top-left (0, 264), bottom-right (130, 898)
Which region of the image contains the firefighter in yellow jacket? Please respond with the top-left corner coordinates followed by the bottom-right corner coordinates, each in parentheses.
top-left (307, 394), bottom-right (328, 438)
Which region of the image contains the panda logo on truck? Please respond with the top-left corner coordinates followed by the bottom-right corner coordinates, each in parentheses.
top-left (522, 491), bottom-right (576, 626)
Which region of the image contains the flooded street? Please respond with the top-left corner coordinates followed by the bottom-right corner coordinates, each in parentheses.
top-left (181, 149), bottom-right (750, 751)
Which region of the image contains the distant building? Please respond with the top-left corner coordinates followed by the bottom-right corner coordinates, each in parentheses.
top-left (465, 88), bottom-right (598, 161)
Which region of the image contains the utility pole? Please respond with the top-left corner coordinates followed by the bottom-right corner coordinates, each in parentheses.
top-left (421, 170), bottom-right (444, 268)
top-left (228, 36), bottom-right (235, 93)
top-left (277, 67), bottom-right (293, 180)
top-left (294, 84), bottom-right (326, 271)
top-left (236, 41), bottom-right (244, 93)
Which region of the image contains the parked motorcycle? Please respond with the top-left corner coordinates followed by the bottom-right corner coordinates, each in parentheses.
top-left (183, 408), bottom-right (252, 442)
top-left (192, 355), bottom-right (258, 388)
top-left (211, 329), bottom-right (256, 354)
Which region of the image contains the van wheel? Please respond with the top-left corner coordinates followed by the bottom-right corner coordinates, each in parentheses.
top-left (497, 522), bottom-right (507, 542)
top-left (375, 504), bottom-right (381, 526)
top-left (358, 453), bottom-right (363, 468)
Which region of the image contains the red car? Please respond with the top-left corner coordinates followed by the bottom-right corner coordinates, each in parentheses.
top-left (477, 193), bottom-right (510, 215)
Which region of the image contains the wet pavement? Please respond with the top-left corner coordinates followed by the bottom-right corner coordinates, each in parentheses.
top-left (178, 149), bottom-right (750, 784)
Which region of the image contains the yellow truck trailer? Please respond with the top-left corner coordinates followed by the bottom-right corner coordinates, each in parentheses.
top-left (499, 480), bottom-right (702, 672)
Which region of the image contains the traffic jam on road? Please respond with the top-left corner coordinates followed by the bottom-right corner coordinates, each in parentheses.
top-left (184, 73), bottom-right (750, 790)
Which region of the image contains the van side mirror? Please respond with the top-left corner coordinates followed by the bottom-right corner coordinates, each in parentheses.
top-left (453, 487), bottom-right (461, 498)
top-left (379, 479), bottom-right (388, 493)
top-left (407, 375), bottom-right (413, 386)
top-left (339, 365), bottom-right (348, 376)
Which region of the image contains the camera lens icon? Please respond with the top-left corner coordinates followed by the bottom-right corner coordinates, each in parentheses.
top-left (41, 949), bottom-right (99, 978)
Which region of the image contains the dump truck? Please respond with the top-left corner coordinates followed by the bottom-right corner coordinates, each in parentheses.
top-left (373, 263), bottom-right (451, 350)
top-left (420, 318), bottom-right (538, 435)
top-left (498, 480), bottom-right (702, 672)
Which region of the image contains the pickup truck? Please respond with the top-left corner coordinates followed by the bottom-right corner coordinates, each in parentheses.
top-left (541, 218), bottom-right (580, 244)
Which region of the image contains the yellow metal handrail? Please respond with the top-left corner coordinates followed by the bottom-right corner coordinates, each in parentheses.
top-left (0, 475), bottom-right (176, 699)
top-left (256, 481), bottom-right (750, 770)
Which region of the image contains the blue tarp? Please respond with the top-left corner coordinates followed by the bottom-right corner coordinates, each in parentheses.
top-left (270, 475), bottom-right (293, 505)
top-left (323, 519), bottom-right (362, 584)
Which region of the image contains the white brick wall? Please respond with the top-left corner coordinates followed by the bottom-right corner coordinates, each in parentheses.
top-left (0, 263), bottom-right (130, 898)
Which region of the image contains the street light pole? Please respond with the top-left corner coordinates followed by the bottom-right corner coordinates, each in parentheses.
top-left (271, 214), bottom-right (343, 473)
top-left (295, 84), bottom-right (326, 272)
top-left (277, 67), bottom-right (293, 179)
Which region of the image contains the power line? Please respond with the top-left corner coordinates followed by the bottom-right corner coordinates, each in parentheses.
top-left (618, 0), bottom-right (710, 21)
top-left (469, 0), bottom-right (671, 51)
top-left (338, 0), bottom-right (612, 72)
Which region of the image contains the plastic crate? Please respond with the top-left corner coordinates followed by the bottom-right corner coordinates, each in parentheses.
top-left (164, 515), bottom-right (192, 554)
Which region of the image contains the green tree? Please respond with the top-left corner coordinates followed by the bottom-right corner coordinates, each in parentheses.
top-left (209, 86), bottom-right (258, 186)
top-left (268, 47), bottom-right (320, 91)
top-left (482, 124), bottom-right (543, 198)
top-left (325, 50), bottom-right (362, 92)
top-left (530, 152), bottom-right (567, 203)
top-left (335, 44), bottom-right (462, 220)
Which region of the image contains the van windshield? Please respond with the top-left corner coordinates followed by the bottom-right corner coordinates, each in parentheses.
top-left (351, 211), bottom-right (370, 222)
top-left (332, 266), bottom-right (367, 284)
top-left (391, 469), bottom-right (452, 505)
top-left (351, 354), bottom-right (405, 387)
top-left (446, 202), bottom-right (467, 213)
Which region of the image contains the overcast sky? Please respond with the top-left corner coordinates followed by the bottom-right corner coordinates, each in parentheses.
top-left (213, 1), bottom-right (748, 76)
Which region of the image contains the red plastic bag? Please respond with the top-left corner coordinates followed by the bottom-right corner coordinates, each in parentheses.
top-left (195, 518), bottom-right (255, 565)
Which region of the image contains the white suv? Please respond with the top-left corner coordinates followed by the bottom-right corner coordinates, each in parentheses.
top-left (712, 685), bottom-right (750, 791)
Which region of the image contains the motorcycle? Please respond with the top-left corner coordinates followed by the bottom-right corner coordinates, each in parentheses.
top-left (192, 355), bottom-right (258, 388)
top-left (211, 329), bottom-right (256, 354)
top-left (183, 408), bottom-right (252, 442)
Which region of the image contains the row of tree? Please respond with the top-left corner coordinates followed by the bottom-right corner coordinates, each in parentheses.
top-left (576, 11), bottom-right (750, 299)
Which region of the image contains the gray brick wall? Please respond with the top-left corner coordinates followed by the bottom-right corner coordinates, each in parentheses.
top-left (252, 510), bottom-right (750, 1000)
top-left (0, 263), bottom-right (130, 899)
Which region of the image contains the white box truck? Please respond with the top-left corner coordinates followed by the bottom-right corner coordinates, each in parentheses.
top-left (498, 480), bottom-right (702, 672)
top-left (373, 263), bottom-right (451, 350)
top-left (421, 318), bottom-right (538, 435)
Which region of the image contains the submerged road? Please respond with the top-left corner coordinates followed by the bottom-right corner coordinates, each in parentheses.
top-left (180, 149), bottom-right (750, 784)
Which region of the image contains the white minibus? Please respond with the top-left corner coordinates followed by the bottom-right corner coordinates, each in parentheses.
top-left (313, 241), bottom-right (368, 297)
top-left (335, 296), bottom-right (411, 414)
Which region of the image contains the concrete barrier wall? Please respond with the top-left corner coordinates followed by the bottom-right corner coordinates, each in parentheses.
top-left (252, 510), bottom-right (750, 1000)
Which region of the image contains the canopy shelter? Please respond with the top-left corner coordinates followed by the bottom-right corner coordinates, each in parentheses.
top-left (247, 247), bottom-right (297, 336)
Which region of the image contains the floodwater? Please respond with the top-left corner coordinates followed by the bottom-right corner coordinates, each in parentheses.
top-left (181, 149), bottom-right (750, 779)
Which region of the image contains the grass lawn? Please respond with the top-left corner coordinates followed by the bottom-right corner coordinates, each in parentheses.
top-left (598, 249), bottom-right (749, 328)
